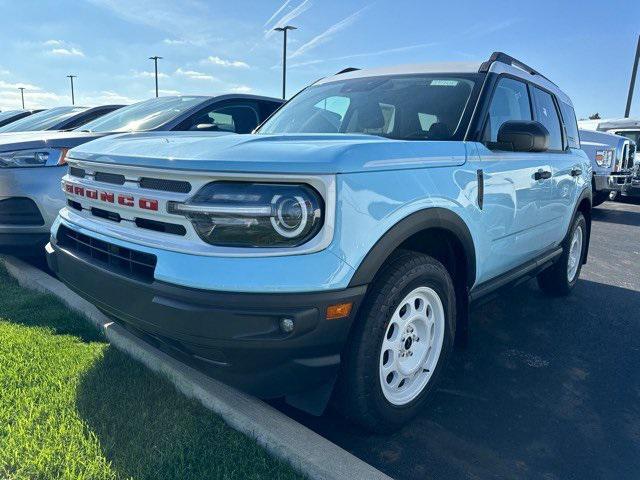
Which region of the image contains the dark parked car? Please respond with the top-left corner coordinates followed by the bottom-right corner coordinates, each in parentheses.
top-left (0, 109), bottom-right (43, 129)
top-left (0, 105), bottom-right (123, 134)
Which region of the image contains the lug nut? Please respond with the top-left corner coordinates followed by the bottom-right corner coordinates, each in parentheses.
top-left (279, 318), bottom-right (294, 333)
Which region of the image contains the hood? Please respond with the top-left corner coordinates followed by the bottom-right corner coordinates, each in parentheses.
top-left (0, 130), bottom-right (107, 152)
top-left (68, 131), bottom-right (468, 174)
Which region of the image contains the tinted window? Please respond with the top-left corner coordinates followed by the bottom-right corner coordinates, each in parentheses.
top-left (77, 97), bottom-right (207, 133)
top-left (258, 75), bottom-right (479, 140)
top-left (183, 103), bottom-right (260, 133)
top-left (62, 107), bottom-right (120, 130)
top-left (532, 87), bottom-right (563, 150)
top-left (483, 77), bottom-right (531, 142)
top-left (559, 101), bottom-right (580, 149)
top-left (0, 107), bottom-right (85, 133)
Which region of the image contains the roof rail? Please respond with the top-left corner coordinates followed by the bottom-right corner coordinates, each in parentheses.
top-left (335, 67), bottom-right (360, 75)
top-left (478, 51), bottom-right (555, 84)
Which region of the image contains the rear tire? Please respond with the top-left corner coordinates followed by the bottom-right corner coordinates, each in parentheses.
top-left (537, 212), bottom-right (587, 296)
top-left (334, 251), bottom-right (456, 432)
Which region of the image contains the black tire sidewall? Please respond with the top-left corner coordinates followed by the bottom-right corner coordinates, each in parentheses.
top-left (566, 213), bottom-right (587, 289)
top-left (355, 257), bottom-right (456, 428)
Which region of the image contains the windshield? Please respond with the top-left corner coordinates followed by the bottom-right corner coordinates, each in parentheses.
top-left (0, 107), bottom-right (85, 133)
top-left (258, 74), bottom-right (480, 140)
top-left (615, 131), bottom-right (640, 144)
top-left (77, 96), bottom-right (208, 133)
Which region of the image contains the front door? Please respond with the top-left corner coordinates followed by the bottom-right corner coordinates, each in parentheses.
top-left (476, 76), bottom-right (553, 280)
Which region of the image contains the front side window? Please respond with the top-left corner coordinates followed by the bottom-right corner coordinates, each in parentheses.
top-left (532, 87), bottom-right (563, 151)
top-left (258, 74), bottom-right (480, 141)
top-left (0, 107), bottom-right (85, 133)
top-left (77, 97), bottom-right (207, 133)
top-left (483, 77), bottom-right (531, 142)
top-left (615, 131), bottom-right (640, 144)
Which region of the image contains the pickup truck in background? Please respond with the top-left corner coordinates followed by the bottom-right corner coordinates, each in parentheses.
top-left (578, 128), bottom-right (635, 205)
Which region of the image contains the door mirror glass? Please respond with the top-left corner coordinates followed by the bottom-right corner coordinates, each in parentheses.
top-left (493, 120), bottom-right (549, 152)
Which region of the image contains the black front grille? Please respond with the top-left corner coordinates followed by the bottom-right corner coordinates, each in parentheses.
top-left (629, 143), bottom-right (636, 169)
top-left (95, 172), bottom-right (125, 185)
top-left (57, 225), bottom-right (156, 282)
top-left (140, 177), bottom-right (191, 193)
top-left (69, 167), bottom-right (85, 178)
top-left (0, 197), bottom-right (44, 225)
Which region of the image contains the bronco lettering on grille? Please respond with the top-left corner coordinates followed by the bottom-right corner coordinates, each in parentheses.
top-left (63, 181), bottom-right (159, 212)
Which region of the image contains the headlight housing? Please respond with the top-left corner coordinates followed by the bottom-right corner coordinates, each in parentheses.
top-left (168, 182), bottom-right (324, 248)
top-left (0, 148), bottom-right (68, 168)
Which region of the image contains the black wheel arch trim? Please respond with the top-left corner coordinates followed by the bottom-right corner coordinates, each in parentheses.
top-left (347, 207), bottom-right (476, 288)
top-left (571, 186), bottom-right (592, 264)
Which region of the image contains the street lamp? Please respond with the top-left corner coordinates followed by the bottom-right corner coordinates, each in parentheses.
top-left (624, 34), bottom-right (640, 118)
top-left (274, 25), bottom-right (296, 100)
top-left (149, 56), bottom-right (163, 97)
top-left (67, 75), bottom-right (77, 105)
top-left (18, 87), bottom-right (25, 109)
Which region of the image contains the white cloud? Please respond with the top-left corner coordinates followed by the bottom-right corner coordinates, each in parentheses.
top-left (230, 85), bottom-right (253, 94)
top-left (290, 6), bottom-right (368, 58)
top-left (463, 18), bottom-right (520, 38)
top-left (133, 70), bottom-right (169, 79)
top-left (264, 0), bottom-right (312, 38)
top-left (0, 87), bottom-right (63, 111)
top-left (163, 38), bottom-right (187, 45)
top-left (203, 56), bottom-right (249, 68)
top-left (175, 67), bottom-right (217, 81)
top-left (49, 47), bottom-right (85, 57)
top-left (0, 80), bottom-right (41, 90)
top-left (155, 89), bottom-right (182, 96)
top-left (43, 39), bottom-right (63, 46)
top-left (78, 90), bottom-right (139, 106)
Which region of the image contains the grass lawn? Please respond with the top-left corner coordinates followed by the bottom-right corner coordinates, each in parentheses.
top-left (0, 265), bottom-right (303, 480)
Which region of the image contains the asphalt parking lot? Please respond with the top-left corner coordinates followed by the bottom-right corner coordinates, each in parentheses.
top-left (278, 199), bottom-right (640, 480)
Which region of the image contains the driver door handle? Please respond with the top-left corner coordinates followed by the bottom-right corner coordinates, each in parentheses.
top-left (534, 169), bottom-right (552, 181)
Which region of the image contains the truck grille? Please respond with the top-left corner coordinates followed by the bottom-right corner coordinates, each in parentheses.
top-left (57, 224), bottom-right (157, 282)
top-left (629, 143), bottom-right (636, 169)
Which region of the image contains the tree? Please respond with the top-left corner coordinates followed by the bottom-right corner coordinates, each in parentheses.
top-left (589, 113), bottom-right (601, 120)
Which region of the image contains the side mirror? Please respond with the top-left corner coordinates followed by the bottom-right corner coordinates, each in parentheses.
top-left (494, 120), bottom-right (549, 152)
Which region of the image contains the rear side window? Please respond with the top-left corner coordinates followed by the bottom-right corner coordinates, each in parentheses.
top-left (183, 103), bottom-right (260, 133)
top-left (483, 77), bottom-right (531, 142)
top-left (559, 101), bottom-right (580, 149)
top-left (531, 87), bottom-right (563, 151)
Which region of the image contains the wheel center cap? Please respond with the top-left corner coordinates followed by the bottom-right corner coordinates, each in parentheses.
top-left (404, 337), bottom-right (413, 350)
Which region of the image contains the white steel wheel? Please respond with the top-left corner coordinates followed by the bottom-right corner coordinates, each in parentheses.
top-left (567, 225), bottom-right (583, 282)
top-left (379, 286), bottom-right (445, 406)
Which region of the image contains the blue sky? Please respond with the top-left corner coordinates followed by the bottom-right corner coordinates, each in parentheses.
top-left (0, 0), bottom-right (638, 119)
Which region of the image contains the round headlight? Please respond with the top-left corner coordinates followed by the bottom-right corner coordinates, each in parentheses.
top-left (169, 181), bottom-right (324, 248)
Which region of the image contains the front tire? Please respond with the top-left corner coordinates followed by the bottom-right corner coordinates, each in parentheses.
top-left (537, 212), bottom-right (587, 296)
top-left (334, 251), bottom-right (456, 432)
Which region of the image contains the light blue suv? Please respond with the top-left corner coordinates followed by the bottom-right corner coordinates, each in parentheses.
top-left (47, 52), bottom-right (592, 431)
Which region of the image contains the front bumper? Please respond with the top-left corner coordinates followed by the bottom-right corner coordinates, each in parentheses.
top-left (46, 238), bottom-right (367, 399)
top-left (593, 173), bottom-right (631, 193)
top-left (0, 166), bottom-right (66, 253)
top-left (622, 177), bottom-right (640, 198)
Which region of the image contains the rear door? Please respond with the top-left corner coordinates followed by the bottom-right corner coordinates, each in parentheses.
top-left (477, 76), bottom-right (553, 278)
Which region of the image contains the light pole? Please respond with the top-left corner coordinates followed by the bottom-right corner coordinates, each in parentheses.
top-left (67, 75), bottom-right (77, 105)
top-left (18, 87), bottom-right (25, 109)
top-left (624, 34), bottom-right (640, 118)
top-left (149, 56), bottom-right (163, 97)
top-left (274, 25), bottom-right (296, 99)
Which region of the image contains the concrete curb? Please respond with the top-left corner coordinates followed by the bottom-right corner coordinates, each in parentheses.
top-left (1, 255), bottom-right (392, 480)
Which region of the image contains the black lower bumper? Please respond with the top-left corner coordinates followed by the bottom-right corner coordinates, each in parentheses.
top-left (46, 240), bottom-right (366, 400)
